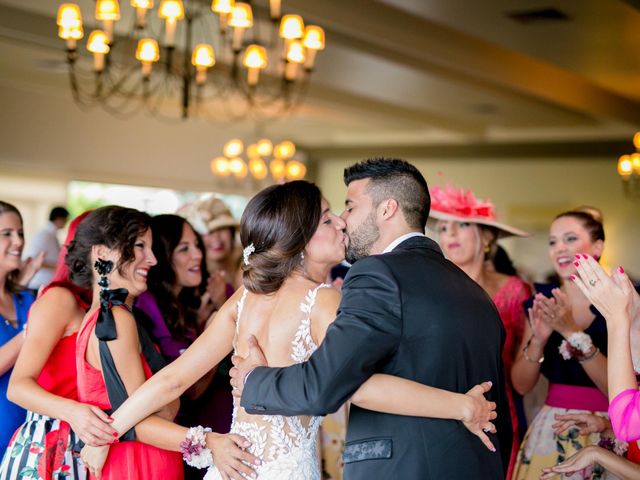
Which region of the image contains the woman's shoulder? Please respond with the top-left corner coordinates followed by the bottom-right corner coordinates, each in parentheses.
top-left (38, 284), bottom-right (78, 304)
top-left (311, 284), bottom-right (340, 317)
top-left (28, 286), bottom-right (79, 320)
top-left (502, 275), bottom-right (532, 296)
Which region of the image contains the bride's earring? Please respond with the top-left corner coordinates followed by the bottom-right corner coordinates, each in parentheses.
top-left (300, 251), bottom-right (305, 266)
top-left (94, 258), bottom-right (114, 290)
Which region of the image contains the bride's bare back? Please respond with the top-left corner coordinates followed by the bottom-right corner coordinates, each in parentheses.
top-left (233, 275), bottom-right (339, 367)
top-left (204, 275), bottom-right (340, 480)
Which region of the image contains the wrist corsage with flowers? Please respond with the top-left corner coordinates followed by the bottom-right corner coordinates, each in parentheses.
top-left (598, 434), bottom-right (629, 457)
top-left (558, 332), bottom-right (599, 362)
top-left (180, 426), bottom-right (214, 469)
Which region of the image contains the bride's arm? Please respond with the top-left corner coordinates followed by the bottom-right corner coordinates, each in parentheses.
top-left (82, 290), bottom-right (259, 479)
top-left (350, 375), bottom-right (493, 424)
top-left (310, 288), bottom-right (497, 450)
top-left (106, 288), bottom-right (245, 437)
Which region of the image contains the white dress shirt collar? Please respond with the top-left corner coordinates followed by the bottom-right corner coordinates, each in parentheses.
top-left (382, 232), bottom-right (425, 254)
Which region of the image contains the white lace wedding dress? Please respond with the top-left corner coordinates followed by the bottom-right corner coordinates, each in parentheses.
top-left (204, 284), bottom-right (330, 480)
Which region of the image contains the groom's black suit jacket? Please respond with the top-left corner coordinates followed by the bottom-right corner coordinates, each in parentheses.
top-left (242, 236), bottom-right (512, 479)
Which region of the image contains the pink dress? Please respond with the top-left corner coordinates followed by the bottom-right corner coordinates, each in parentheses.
top-left (491, 276), bottom-right (531, 479)
top-left (76, 308), bottom-right (183, 480)
top-left (609, 388), bottom-right (640, 442)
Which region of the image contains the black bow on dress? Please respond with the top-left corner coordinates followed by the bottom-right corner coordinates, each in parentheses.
top-left (95, 287), bottom-right (129, 341)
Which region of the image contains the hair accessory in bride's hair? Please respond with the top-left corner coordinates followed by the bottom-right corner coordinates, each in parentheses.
top-left (180, 426), bottom-right (214, 469)
top-left (243, 243), bottom-right (255, 266)
top-left (94, 258), bottom-right (113, 289)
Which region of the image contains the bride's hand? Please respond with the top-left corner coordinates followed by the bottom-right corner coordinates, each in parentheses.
top-left (206, 432), bottom-right (260, 480)
top-left (461, 381), bottom-right (497, 452)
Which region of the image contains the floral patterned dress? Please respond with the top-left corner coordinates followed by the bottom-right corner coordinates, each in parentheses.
top-left (0, 284), bottom-right (85, 480)
top-left (513, 284), bottom-right (612, 480)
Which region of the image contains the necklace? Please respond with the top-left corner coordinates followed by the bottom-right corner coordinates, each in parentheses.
top-left (3, 317), bottom-right (18, 328)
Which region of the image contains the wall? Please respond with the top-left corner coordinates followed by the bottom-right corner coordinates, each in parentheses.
top-left (316, 156), bottom-right (639, 281)
top-left (0, 172), bottom-right (68, 241)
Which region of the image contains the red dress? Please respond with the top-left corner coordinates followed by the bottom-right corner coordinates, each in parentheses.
top-left (491, 275), bottom-right (531, 480)
top-left (76, 308), bottom-right (183, 480)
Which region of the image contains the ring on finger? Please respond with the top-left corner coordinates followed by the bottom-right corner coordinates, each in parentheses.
top-left (588, 279), bottom-right (597, 287)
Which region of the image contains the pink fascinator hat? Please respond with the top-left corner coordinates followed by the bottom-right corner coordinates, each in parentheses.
top-left (428, 185), bottom-right (528, 238)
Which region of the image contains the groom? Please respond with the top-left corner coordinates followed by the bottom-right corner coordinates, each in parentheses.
top-left (231, 157), bottom-right (512, 479)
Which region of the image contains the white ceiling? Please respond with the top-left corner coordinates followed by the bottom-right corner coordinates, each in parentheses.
top-left (0, 0), bottom-right (639, 187)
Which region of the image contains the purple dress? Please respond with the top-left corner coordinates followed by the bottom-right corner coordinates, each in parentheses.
top-left (134, 292), bottom-right (233, 434)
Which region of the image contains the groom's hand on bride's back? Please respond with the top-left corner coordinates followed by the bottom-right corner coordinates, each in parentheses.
top-left (230, 335), bottom-right (268, 398)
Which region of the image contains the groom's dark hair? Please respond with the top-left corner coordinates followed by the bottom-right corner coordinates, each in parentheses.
top-left (344, 157), bottom-right (430, 230)
top-left (240, 180), bottom-right (322, 294)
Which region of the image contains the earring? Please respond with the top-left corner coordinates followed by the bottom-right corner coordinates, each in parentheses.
top-left (484, 244), bottom-right (491, 254)
top-left (94, 258), bottom-right (114, 289)
top-left (300, 251), bottom-right (305, 266)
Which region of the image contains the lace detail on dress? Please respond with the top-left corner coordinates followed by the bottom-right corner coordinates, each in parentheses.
top-left (291, 286), bottom-right (326, 363)
top-left (205, 284), bottom-right (331, 480)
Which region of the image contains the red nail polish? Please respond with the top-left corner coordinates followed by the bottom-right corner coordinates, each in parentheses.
top-left (574, 261), bottom-right (579, 267)
top-left (113, 432), bottom-right (118, 437)
top-left (619, 266), bottom-right (625, 274)
top-left (582, 254), bottom-right (589, 259)
top-left (575, 254), bottom-right (580, 259)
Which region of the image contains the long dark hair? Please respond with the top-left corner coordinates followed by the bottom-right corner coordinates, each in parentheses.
top-left (0, 201), bottom-right (24, 294)
top-left (241, 181), bottom-right (322, 294)
top-left (65, 206), bottom-right (152, 289)
top-left (147, 214), bottom-right (207, 341)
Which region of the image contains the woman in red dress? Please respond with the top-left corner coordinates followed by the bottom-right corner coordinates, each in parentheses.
top-left (0, 211), bottom-right (117, 480)
top-left (428, 185), bottom-right (532, 478)
top-left (68, 206), bottom-right (257, 480)
top-left (68, 206), bottom-right (185, 480)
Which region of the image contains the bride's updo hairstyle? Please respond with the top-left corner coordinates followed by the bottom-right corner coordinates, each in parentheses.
top-left (65, 205), bottom-right (152, 289)
top-left (241, 181), bottom-right (322, 294)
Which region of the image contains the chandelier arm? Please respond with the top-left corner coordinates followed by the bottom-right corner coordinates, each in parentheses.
top-left (56, 0), bottom-right (323, 122)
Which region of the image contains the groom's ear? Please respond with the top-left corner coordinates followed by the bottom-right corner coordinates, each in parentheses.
top-left (379, 198), bottom-right (399, 221)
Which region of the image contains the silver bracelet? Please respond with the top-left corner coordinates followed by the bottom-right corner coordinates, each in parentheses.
top-left (523, 336), bottom-right (544, 364)
top-left (578, 347), bottom-right (599, 363)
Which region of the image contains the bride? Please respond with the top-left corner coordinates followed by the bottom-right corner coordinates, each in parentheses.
top-left (81, 181), bottom-right (498, 480)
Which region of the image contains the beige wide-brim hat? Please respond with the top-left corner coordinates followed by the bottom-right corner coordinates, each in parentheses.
top-left (427, 185), bottom-right (529, 238)
top-left (177, 196), bottom-right (239, 236)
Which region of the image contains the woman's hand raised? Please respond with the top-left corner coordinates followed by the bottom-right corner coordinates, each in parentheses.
top-left (571, 254), bottom-right (635, 328)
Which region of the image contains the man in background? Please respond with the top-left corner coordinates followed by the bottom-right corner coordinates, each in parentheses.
top-left (24, 206), bottom-right (68, 291)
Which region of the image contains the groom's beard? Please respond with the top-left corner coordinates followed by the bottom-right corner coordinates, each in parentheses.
top-left (345, 211), bottom-right (379, 264)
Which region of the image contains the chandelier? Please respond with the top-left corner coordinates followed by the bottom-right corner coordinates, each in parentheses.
top-left (617, 132), bottom-right (640, 198)
top-left (210, 137), bottom-right (306, 182)
top-left (55, 1), bottom-right (326, 120)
